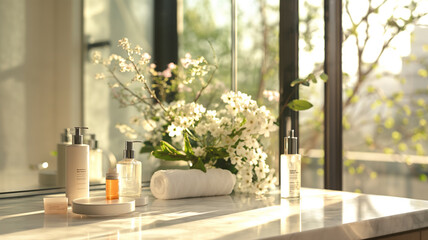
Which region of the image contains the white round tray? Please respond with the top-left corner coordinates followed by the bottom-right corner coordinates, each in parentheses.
top-left (72, 197), bottom-right (135, 216)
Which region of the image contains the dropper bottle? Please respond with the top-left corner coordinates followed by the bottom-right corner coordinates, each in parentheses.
top-left (280, 130), bottom-right (301, 198)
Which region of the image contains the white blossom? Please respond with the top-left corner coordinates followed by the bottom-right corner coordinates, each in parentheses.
top-left (167, 123), bottom-right (183, 137)
top-left (118, 37), bottom-right (130, 50)
top-left (95, 73), bottom-right (105, 80)
top-left (193, 147), bottom-right (205, 157)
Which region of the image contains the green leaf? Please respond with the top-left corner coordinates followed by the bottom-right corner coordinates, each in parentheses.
top-left (159, 141), bottom-right (181, 154)
top-left (288, 99), bottom-right (313, 111)
top-left (307, 73), bottom-right (316, 83)
top-left (184, 128), bottom-right (198, 141)
top-left (152, 140), bottom-right (190, 161)
top-left (229, 127), bottom-right (246, 138)
top-left (205, 147), bottom-right (229, 160)
top-left (290, 79), bottom-right (306, 87)
top-left (152, 150), bottom-right (187, 161)
top-left (239, 118), bottom-right (247, 127)
top-left (183, 132), bottom-right (194, 155)
top-left (213, 158), bottom-right (238, 174)
top-left (311, 76), bottom-right (317, 84)
top-left (301, 81), bottom-right (310, 86)
top-left (320, 73), bottom-right (328, 82)
top-left (191, 158), bottom-right (206, 172)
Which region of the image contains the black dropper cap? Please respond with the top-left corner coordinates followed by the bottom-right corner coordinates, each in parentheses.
top-left (123, 140), bottom-right (143, 158)
top-left (286, 130), bottom-right (298, 154)
top-left (73, 127), bottom-right (88, 144)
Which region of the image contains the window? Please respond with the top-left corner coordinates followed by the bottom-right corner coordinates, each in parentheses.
top-left (341, 0), bottom-right (428, 199)
top-left (290, 0), bottom-right (428, 199)
top-left (299, 0), bottom-right (325, 189)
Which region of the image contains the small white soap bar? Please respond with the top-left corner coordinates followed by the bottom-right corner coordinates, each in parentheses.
top-left (135, 195), bottom-right (148, 207)
top-left (44, 197), bottom-right (68, 214)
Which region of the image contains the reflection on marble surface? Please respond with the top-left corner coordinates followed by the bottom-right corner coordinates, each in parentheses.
top-left (1, 188), bottom-right (428, 239)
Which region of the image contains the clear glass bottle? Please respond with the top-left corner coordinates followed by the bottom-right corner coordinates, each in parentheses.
top-left (117, 141), bottom-right (142, 198)
top-left (88, 134), bottom-right (103, 184)
top-left (281, 130), bottom-right (301, 198)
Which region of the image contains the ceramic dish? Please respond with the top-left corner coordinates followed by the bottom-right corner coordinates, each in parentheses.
top-left (72, 196), bottom-right (135, 216)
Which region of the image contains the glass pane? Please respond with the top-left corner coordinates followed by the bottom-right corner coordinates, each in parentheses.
top-left (299, 0), bottom-right (325, 189)
top-left (342, 0), bottom-right (428, 199)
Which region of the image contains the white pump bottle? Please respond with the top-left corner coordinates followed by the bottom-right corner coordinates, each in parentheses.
top-left (66, 127), bottom-right (89, 205)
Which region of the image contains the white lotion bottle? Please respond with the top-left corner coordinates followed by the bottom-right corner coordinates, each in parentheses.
top-left (66, 127), bottom-right (89, 205)
top-left (57, 128), bottom-right (71, 187)
top-left (117, 140), bottom-right (142, 198)
top-left (281, 130), bottom-right (301, 198)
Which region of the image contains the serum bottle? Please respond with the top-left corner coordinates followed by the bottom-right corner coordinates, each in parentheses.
top-left (117, 141), bottom-right (142, 198)
top-left (106, 168), bottom-right (119, 200)
top-left (281, 130), bottom-right (301, 198)
top-left (66, 127), bottom-right (89, 205)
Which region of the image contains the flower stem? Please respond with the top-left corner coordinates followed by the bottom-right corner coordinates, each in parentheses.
top-left (194, 65), bottom-right (218, 103)
top-left (129, 61), bottom-right (169, 115)
top-left (108, 69), bottom-right (150, 106)
top-left (277, 86), bottom-right (298, 121)
top-left (194, 42), bottom-right (219, 103)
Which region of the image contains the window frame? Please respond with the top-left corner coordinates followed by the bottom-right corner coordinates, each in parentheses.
top-left (279, 0), bottom-right (343, 190)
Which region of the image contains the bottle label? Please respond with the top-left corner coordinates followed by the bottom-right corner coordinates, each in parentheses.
top-left (280, 154), bottom-right (301, 198)
top-left (289, 168), bottom-right (300, 195)
top-left (76, 168), bottom-right (87, 180)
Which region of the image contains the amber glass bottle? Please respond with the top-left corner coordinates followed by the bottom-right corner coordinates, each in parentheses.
top-left (106, 168), bottom-right (119, 200)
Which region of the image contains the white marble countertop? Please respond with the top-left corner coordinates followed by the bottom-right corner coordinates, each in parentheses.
top-left (1, 188), bottom-right (428, 239)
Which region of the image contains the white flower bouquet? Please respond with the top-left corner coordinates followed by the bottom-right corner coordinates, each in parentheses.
top-left (93, 38), bottom-right (325, 194)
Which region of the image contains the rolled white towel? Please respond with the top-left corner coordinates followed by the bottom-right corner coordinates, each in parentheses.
top-left (150, 168), bottom-right (236, 200)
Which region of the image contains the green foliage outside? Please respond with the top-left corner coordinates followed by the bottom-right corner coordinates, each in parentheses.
top-left (179, 0), bottom-right (428, 195)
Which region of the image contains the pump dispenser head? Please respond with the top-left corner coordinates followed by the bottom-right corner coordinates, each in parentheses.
top-left (73, 127), bottom-right (88, 144)
top-left (123, 140), bottom-right (143, 159)
top-left (89, 134), bottom-right (98, 149)
top-left (286, 130), bottom-right (298, 154)
top-left (61, 128), bottom-right (72, 143)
